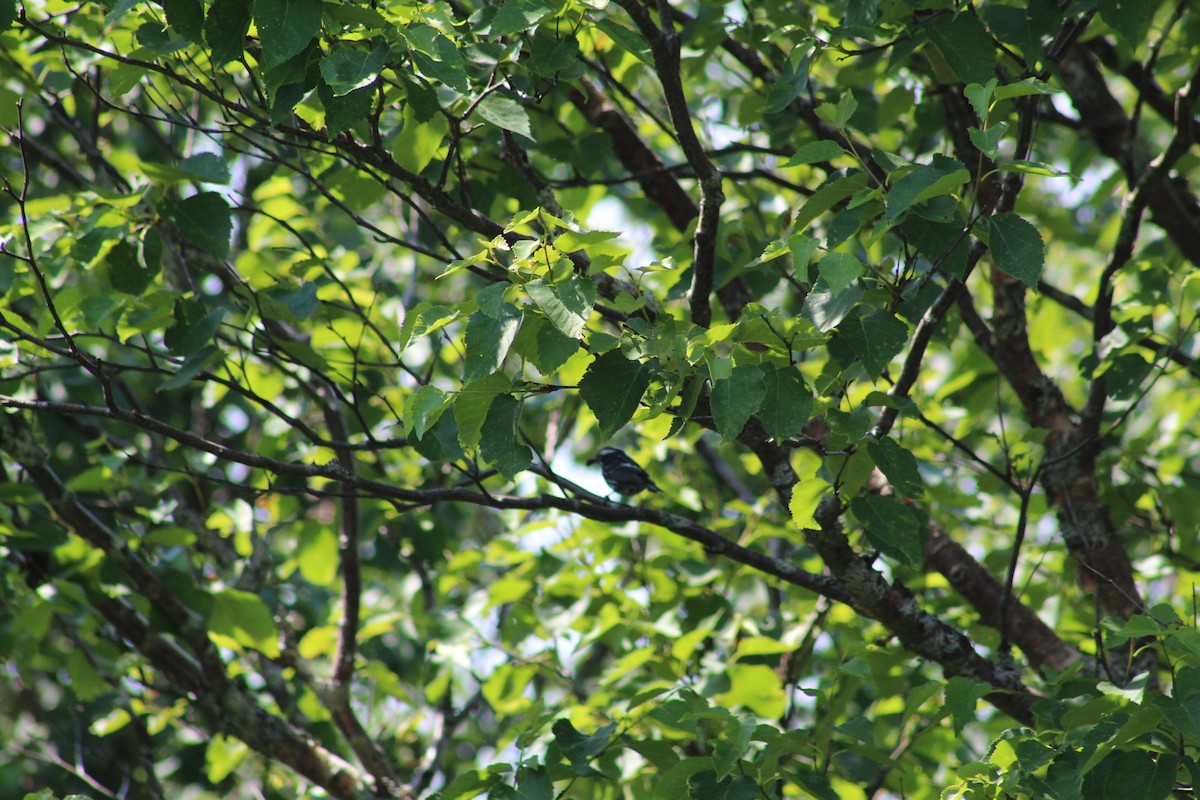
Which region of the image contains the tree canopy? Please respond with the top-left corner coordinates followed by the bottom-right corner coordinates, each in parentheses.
top-left (2, 0), bottom-right (1200, 798)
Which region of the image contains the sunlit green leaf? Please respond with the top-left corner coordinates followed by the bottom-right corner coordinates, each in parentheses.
top-left (475, 94), bottom-right (533, 139)
top-left (209, 588), bottom-right (281, 656)
top-left (320, 43), bottom-right (388, 96)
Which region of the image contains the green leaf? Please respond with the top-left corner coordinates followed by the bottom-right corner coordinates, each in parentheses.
top-left (925, 12), bottom-right (996, 85)
top-left (886, 158), bottom-right (968, 221)
top-left (164, 300), bottom-right (226, 356)
top-left (686, 770), bottom-right (758, 800)
top-left (463, 303), bottom-right (522, 382)
top-left (552, 719), bottom-right (616, 766)
top-left (477, 281), bottom-right (514, 318)
top-left (1154, 693), bottom-right (1200, 740)
top-left (594, 18), bottom-right (650, 63)
top-left (168, 192), bottom-right (231, 258)
top-left (475, 94), bottom-right (533, 139)
top-left (0, 338), bottom-right (19, 369)
top-left (781, 140), bottom-right (849, 168)
top-left (320, 43), bottom-right (387, 96)
top-left (964, 79), bottom-right (997, 122)
top-left (804, 284), bottom-right (863, 332)
top-left (180, 153), bottom-right (231, 184)
top-left (454, 372), bottom-right (511, 453)
top-left (900, 216), bottom-right (969, 278)
top-left (710, 364), bottom-right (765, 441)
top-left (944, 677), bottom-right (988, 734)
top-left (412, 411), bottom-right (465, 463)
top-left (392, 104), bottom-right (449, 174)
top-left (263, 47), bottom-right (313, 119)
top-left (439, 770), bottom-right (497, 800)
top-left (717, 663), bottom-right (786, 719)
top-left (525, 275), bottom-right (595, 339)
top-left (209, 588), bottom-right (281, 656)
top-left (760, 366), bottom-right (813, 440)
top-left (529, 30), bottom-right (583, 78)
top-left (263, 282), bottom-right (319, 319)
top-left (794, 171), bottom-right (869, 233)
top-left (817, 251), bottom-right (862, 295)
top-left (987, 212), bottom-right (1044, 288)
top-left (399, 303), bottom-right (459, 350)
top-left (968, 123), bottom-right (1007, 159)
top-left (407, 29), bottom-right (469, 94)
top-left (253, 0), bottom-right (323, 69)
top-left (158, 345), bottom-right (223, 392)
top-left (163, 0), bottom-right (204, 42)
top-left (994, 77), bottom-right (1059, 101)
top-left (482, 0), bottom-right (554, 36)
top-left (816, 90), bottom-right (858, 127)
top-left (997, 159), bottom-right (1067, 177)
top-left (765, 46), bottom-right (812, 114)
top-left (667, 375), bottom-right (704, 438)
top-left (1097, 0), bottom-right (1161, 46)
top-left (578, 351), bottom-right (650, 439)
top-left (793, 770), bottom-right (840, 800)
top-left (109, 63), bottom-right (149, 97)
top-left (850, 495), bottom-right (925, 566)
top-left (320, 83), bottom-right (374, 135)
top-left (837, 311), bottom-right (908, 377)
top-left (205, 734), bottom-right (249, 784)
top-left (1092, 751), bottom-right (1177, 800)
top-left (554, 228), bottom-right (620, 253)
top-left (296, 521), bottom-right (337, 586)
top-left (205, 0), bottom-right (252, 65)
top-left (513, 315), bottom-right (580, 374)
top-left (479, 393), bottom-right (531, 480)
top-left (66, 648), bottom-right (108, 701)
top-left (404, 385), bottom-right (448, 439)
top-left (867, 438), bottom-right (925, 498)
top-left (745, 238), bottom-right (789, 268)
top-left (106, 239), bottom-right (156, 295)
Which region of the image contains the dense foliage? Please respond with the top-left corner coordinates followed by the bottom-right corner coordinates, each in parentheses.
top-left (2, 0), bottom-right (1199, 797)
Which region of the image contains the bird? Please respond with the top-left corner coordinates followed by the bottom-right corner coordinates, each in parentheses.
top-left (587, 447), bottom-right (661, 497)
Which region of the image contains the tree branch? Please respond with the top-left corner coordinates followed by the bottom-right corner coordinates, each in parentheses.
top-left (614, 0), bottom-right (725, 328)
top-left (0, 409), bottom-right (380, 800)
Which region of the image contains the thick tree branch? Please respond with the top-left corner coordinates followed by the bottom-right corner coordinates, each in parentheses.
top-left (613, 0), bottom-right (724, 328)
top-left (731, 417), bottom-right (1038, 724)
top-left (0, 394), bottom-right (854, 609)
top-left (570, 81), bottom-right (755, 322)
top-left (923, 523), bottom-right (1086, 675)
top-left (1057, 45), bottom-right (1200, 267)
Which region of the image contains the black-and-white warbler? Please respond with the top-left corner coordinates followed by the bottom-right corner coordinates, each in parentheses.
top-left (587, 447), bottom-right (661, 496)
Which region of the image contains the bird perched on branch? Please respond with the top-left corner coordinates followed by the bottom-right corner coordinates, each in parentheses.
top-left (587, 447), bottom-right (661, 497)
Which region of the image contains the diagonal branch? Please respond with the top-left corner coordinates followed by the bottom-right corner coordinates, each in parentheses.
top-left (1057, 44), bottom-right (1200, 267)
top-left (0, 410), bottom-right (381, 800)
